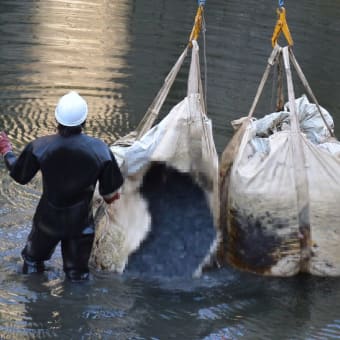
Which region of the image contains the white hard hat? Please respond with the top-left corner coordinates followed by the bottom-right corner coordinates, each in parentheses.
top-left (55, 91), bottom-right (88, 126)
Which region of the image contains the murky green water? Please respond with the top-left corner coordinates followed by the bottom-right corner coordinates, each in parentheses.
top-left (0, 0), bottom-right (340, 339)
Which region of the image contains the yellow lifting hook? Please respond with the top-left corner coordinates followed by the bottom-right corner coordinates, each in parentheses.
top-left (189, 5), bottom-right (204, 46)
top-left (271, 7), bottom-right (294, 47)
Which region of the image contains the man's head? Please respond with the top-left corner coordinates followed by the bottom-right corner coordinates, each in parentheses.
top-left (55, 91), bottom-right (88, 127)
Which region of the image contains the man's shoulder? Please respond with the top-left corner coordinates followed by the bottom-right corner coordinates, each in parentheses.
top-left (81, 134), bottom-right (112, 161)
top-left (82, 134), bottom-right (108, 148)
top-left (31, 134), bottom-right (58, 147)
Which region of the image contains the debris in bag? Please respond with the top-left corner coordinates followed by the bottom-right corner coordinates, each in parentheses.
top-left (91, 175), bottom-right (151, 274)
top-left (219, 94), bottom-right (340, 277)
top-left (90, 41), bottom-right (220, 279)
top-left (218, 44), bottom-right (340, 277)
top-left (124, 162), bottom-right (217, 279)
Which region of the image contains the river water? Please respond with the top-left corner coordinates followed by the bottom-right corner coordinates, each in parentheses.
top-left (0, 0), bottom-right (340, 339)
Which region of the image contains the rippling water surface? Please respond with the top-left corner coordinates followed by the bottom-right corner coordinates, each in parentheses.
top-left (0, 0), bottom-right (340, 339)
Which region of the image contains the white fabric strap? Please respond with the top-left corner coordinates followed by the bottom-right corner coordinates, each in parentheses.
top-left (283, 46), bottom-right (311, 265)
top-left (289, 49), bottom-right (334, 137)
top-left (247, 45), bottom-right (282, 119)
top-left (136, 46), bottom-right (189, 139)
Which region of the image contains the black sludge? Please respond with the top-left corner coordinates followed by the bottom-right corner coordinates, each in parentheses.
top-left (124, 162), bottom-right (216, 279)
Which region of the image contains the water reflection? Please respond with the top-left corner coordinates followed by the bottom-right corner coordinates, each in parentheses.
top-left (2, 265), bottom-right (340, 339)
top-left (27, 0), bottom-right (133, 142)
top-left (0, 0), bottom-right (133, 150)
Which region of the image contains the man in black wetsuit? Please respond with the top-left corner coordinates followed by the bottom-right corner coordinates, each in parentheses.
top-left (0, 91), bottom-right (124, 281)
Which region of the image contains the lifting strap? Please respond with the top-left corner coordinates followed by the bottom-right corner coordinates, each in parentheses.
top-left (282, 47), bottom-right (312, 267)
top-left (247, 45), bottom-right (281, 118)
top-left (135, 2), bottom-right (207, 140)
top-left (289, 49), bottom-right (335, 137)
top-left (135, 47), bottom-right (188, 140)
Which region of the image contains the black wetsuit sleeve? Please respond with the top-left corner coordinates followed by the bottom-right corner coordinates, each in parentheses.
top-left (98, 149), bottom-right (124, 196)
top-left (4, 151), bottom-right (17, 171)
top-left (4, 143), bottom-right (40, 185)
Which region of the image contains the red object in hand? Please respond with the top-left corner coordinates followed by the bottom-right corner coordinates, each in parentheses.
top-left (0, 132), bottom-right (12, 156)
top-left (104, 192), bottom-right (120, 204)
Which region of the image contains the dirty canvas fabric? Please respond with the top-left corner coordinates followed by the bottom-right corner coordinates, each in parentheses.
top-left (90, 41), bottom-right (219, 278)
top-left (219, 46), bottom-right (340, 277)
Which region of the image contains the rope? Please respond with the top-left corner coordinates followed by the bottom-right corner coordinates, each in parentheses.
top-left (270, 62), bottom-right (276, 111)
top-left (247, 45), bottom-right (281, 118)
top-left (135, 47), bottom-right (189, 139)
top-left (276, 57), bottom-right (284, 111)
top-left (136, 2), bottom-right (208, 140)
top-left (288, 49), bottom-right (335, 137)
top-left (282, 46), bottom-right (311, 266)
top-left (270, 59), bottom-right (284, 112)
top-left (282, 47), bottom-right (298, 132)
top-left (201, 13), bottom-right (208, 113)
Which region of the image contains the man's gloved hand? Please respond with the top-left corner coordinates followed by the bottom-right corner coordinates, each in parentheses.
top-left (0, 132), bottom-right (13, 156)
